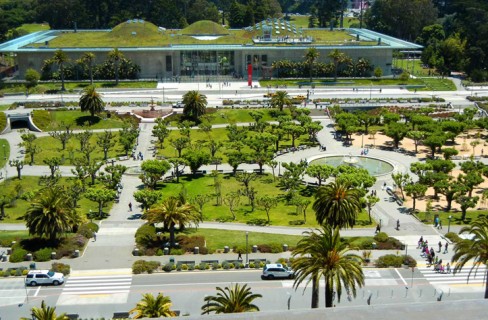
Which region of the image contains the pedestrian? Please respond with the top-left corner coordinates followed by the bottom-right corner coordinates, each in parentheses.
top-left (417, 236), bottom-right (423, 249)
top-left (93, 232), bottom-right (97, 242)
top-left (446, 262), bottom-right (451, 274)
top-left (375, 224), bottom-right (380, 234)
top-left (438, 220), bottom-right (442, 229)
top-left (238, 252), bottom-right (242, 261)
top-left (438, 241), bottom-right (442, 253)
top-left (430, 248), bottom-right (435, 258)
top-left (444, 242), bottom-right (448, 254)
top-left (129, 202), bottom-right (133, 212)
top-left (396, 219), bottom-right (400, 230)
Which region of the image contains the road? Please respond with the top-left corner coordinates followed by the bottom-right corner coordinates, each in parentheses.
top-left (0, 265), bottom-right (484, 319)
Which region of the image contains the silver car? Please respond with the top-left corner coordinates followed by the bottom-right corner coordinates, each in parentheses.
top-left (261, 263), bottom-right (294, 280)
top-left (25, 270), bottom-right (64, 286)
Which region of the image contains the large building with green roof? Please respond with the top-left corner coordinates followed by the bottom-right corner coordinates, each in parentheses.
top-left (0, 20), bottom-right (422, 81)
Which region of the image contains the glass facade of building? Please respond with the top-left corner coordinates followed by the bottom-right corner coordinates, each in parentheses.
top-left (180, 51), bottom-right (235, 76)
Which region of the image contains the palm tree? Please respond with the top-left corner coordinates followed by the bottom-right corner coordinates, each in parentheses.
top-left (81, 52), bottom-right (96, 84)
top-left (22, 300), bottom-right (68, 320)
top-left (452, 216), bottom-right (488, 299)
top-left (201, 284), bottom-right (262, 314)
top-left (79, 85), bottom-right (104, 117)
top-left (328, 49), bottom-right (347, 81)
top-left (130, 293), bottom-right (176, 318)
top-left (52, 50), bottom-right (69, 91)
top-left (313, 181), bottom-right (362, 229)
top-left (24, 186), bottom-right (79, 242)
top-left (270, 90), bottom-right (291, 111)
top-left (146, 196), bottom-right (200, 247)
top-left (108, 48), bottom-right (124, 85)
top-left (304, 47), bottom-right (320, 84)
top-left (182, 90), bottom-right (207, 121)
top-left (292, 226), bottom-right (364, 308)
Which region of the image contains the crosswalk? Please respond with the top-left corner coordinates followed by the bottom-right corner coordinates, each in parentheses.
top-left (418, 266), bottom-right (487, 285)
top-left (57, 273), bottom-right (132, 305)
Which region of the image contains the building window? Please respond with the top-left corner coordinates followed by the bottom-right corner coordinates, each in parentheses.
top-left (166, 56), bottom-right (172, 72)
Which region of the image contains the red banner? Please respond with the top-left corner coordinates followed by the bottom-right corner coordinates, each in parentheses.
top-left (247, 64), bottom-right (252, 87)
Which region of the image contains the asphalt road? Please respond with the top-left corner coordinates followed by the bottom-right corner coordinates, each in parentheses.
top-left (0, 267), bottom-right (484, 319)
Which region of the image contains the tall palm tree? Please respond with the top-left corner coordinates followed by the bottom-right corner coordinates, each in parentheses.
top-left (146, 196), bottom-right (199, 247)
top-left (52, 50), bottom-right (69, 91)
top-left (292, 226), bottom-right (364, 308)
top-left (452, 216), bottom-right (488, 299)
top-left (130, 293), bottom-right (176, 318)
top-left (22, 300), bottom-right (68, 320)
top-left (182, 90), bottom-right (207, 121)
top-left (24, 186), bottom-right (79, 242)
top-left (201, 284), bottom-right (262, 314)
top-left (328, 49), bottom-right (347, 81)
top-left (79, 85), bottom-right (104, 117)
top-left (270, 90), bottom-right (291, 111)
top-left (304, 47), bottom-right (320, 84)
top-left (313, 180), bottom-right (362, 229)
top-left (81, 52), bottom-right (96, 84)
top-left (108, 48), bottom-right (124, 85)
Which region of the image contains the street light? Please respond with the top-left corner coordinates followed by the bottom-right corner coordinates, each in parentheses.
top-left (379, 219), bottom-right (382, 229)
top-left (448, 215), bottom-right (452, 233)
top-left (245, 231), bottom-right (249, 267)
top-left (361, 133), bottom-right (364, 148)
top-left (2, 144), bottom-right (6, 160)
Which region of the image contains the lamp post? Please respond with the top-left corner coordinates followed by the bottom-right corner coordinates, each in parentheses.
top-left (379, 218), bottom-right (382, 229)
top-left (361, 133), bottom-right (364, 148)
top-left (448, 215), bottom-right (452, 233)
top-left (2, 144), bottom-right (6, 160)
top-left (369, 81), bottom-right (372, 100)
top-left (245, 231), bottom-right (249, 267)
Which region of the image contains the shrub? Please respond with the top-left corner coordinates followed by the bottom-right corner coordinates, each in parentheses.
top-left (177, 235), bottom-right (205, 253)
top-left (229, 263), bottom-right (235, 269)
top-left (34, 248), bottom-right (54, 262)
top-left (135, 224), bottom-right (156, 246)
top-left (22, 269), bottom-right (29, 276)
top-left (77, 222), bottom-right (99, 239)
top-left (170, 248), bottom-right (184, 255)
top-left (199, 262), bottom-right (207, 270)
top-left (163, 264), bottom-right (173, 272)
top-left (212, 262), bottom-right (219, 270)
top-left (200, 247), bottom-right (208, 255)
top-left (375, 254), bottom-right (417, 268)
top-left (249, 262), bottom-right (255, 268)
top-left (233, 246), bottom-right (251, 254)
top-left (156, 249), bottom-right (164, 256)
top-left (374, 232), bottom-right (389, 243)
top-left (176, 264), bottom-right (182, 271)
top-left (0, 271), bottom-right (3, 277)
top-left (222, 262), bottom-right (230, 270)
top-left (181, 264), bottom-right (188, 271)
top-left (9, 248), bottom-right (27, 263)
top-left (259, 262), bottom-right (265, 268)
top-left (132, 260), bottom-right (146, 274)
top-left (132, 260), bottom-right (161, 274)
top-left (51, 263), bottom-right (71, 275)
top-left (445, 232), bottom-right (461, 243)
top-left (3, 272), bottom-right (9, 277)
top-left (189, 264), bottom-right (195, 271)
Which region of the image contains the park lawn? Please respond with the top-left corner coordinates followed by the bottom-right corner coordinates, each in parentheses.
top-left (26, 132), bottom-right (129, 165)
top-left (0, 105), bottom-right (10, 111)
top-left (0, 138), bottom-right (10, 169)
top-left (393, 58), bottom-right (435, 77)
top-left (260, 78), bottom-right (424, 87)
top-left (17, 23), bottom-right (50, 34)
top-left (32, 110), bottom-right (129, 131)
top-left (416, 78), bottom-right (457, 91)
top-left (156, 127), bottom-right (311, 162)
top-left (290, 15), bottom-right (360, 29)
top-left (0, 176), bottom-right (113, 223)
top-left (156, 174), bottom-right (372, 227)
top-left (182, 228), bottom-right (304, 251)
top-left (1, 81), bottom-right (158, 94)
top-left (414, 210), bottom-right (488, 227)
top-left (0, 231), bottom-right (30, 246)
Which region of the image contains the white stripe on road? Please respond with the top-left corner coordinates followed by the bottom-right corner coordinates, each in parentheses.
top-left (66, 278), bottom-right (132, 283)
top-left (394, 268), bottom-right (407, 286)
top-left (61, 290), bottom-right (130, 295)
top-left (64, 282), bottom-right (131, 287)
top-left (34, 286), bottom-right (41, 297)
top-left (63, 286), bottom-right (131, 291)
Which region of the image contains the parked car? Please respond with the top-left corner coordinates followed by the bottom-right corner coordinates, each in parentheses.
top-left (261, 263), bottom-right (294, 280)
top-left (25, 270), bottom-right (65, 286)
top-left (173, 101), bottom-right (185, 108)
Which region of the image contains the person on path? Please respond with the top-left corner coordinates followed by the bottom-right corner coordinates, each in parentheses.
top-left (375, 224), bottom-right (381, 234)
top-left (396, 219), bottom-right (400, 230)
top-left (444, 242), bottom-right (448, 254)
top-left (129, 202), bottom-right (133, 212)
top-left (438, 241), bottom-right (442, 253)
top-left (446, 262), bottom-right (451, 274)
top-left (418, 236), bottom-right (423, 248)
top-left (93, 232), bottom-right (97, 242)
top-left (238, 252), bottom-right (242, 261)
top-left (430, 247), bottom-right (435, 258)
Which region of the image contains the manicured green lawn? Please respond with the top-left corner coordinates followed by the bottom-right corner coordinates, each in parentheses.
top-left (156, 174), bottom-right (372, 227)
top-left (32, 110), bottom-right (129, 131)
top-left (417, 78), bottom-right (457, 91)
top-left (183, 228), bottom-right (304, 251)
top-left (0, 105), bottom-right (10, 111)
top-left (0, 176), bottom-right (113, 223)
top-left (0, 231), bottom-right (30, 247)
top-left (0, 81), bottom-right (157, 94)
top-left (414, 210), bottom-right (488, 226)
top-left (156, 127), bottom-right (311, 162)
top-left (25, 132), bottom-right (129, 165)
top-left (17, 23), bottom-right (50, 33)
top-left (393, 58), bottom-right (434, 77)
top-left (290, 15), bottom-right (360, 29)
top-left (0, 138), bottom-right (10, 169)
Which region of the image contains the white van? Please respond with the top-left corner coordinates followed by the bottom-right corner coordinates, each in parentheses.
top-left (25, 270), bottom-right (64, 286)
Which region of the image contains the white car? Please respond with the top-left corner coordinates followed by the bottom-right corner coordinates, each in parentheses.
top-left (173, 101), bottom-right (185, 108)
top-left (261, 263), bottom-right (294, 280)
top-left (25, 270), bottom-right (64, 286)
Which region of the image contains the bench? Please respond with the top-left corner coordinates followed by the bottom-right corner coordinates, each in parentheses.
top-left (201, 260), bottom-right (219, 265)
top-left (66, 315), bottom-right (79, 320)
top-left (195, 170), bottom-right (207, 175)
top-left (118, 156), bottom-right (129, 161)
top-left (177, 260), bottom-right (195, 266)
top-left (112, 312), bottom-right (130, 319)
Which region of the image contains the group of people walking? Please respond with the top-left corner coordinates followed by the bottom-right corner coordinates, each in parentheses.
top-left (418, 236), bottom-right (451, 273)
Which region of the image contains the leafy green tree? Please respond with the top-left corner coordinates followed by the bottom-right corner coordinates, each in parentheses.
top-left (98, 164), bottom-right (127, 190)
top-left (373, 66), bottom-right (383, 78)
top-left (96, 130), bottom-right (116, 160)
top-left (305, 47), bottom-right (319, 83)
top-left (79, 85), bottom-right (104, 117)
top-left (328, 49), bottom-right (347, 81)
top-left (0, 192), bottom-right (14, 219)
top-left (206, 139), bottom-right (223, 158)
top-left (146, 196), bottom-right (199, 247)
top-left (49, 130), bottom-right (72, 150)
top-left (24, 186), bottom-right (78, 242)
top-left (23, 300), bottom-right (68, 320)
top-left (226, 150), bottom-right (246, 175)
top-left (133, 189), bottom-right (161, 212)
top-left (183, 90), bottom-right (207, 121)
top-left (423, 133), bottom-right (447, 158)
top-left (25, 68), bottom-right (40, 89)
top-left (223, 192), bottom-right (241, 220)
top-left (435, 176), bottom-right (467, 212)
top-left (292, 226), bottom-right (364, 308)
top-left (384, 122), bottom-right (408, 149)
top-left (74, 129), bottom-right (93, 151)
top-left (270, 90), bottom-right (291, 111)
top-left (405, 182), bottom-right (428, 212)
top-left (184, 148), bottom-right (210, 175)
top-left (130, 293), bottom-right (176, 318)
top-left (119, 126), bottom-right (139, 156)
top-left (306, 164), bottom-right (334, 186)
top-left (458, 172), bottom-right (484, 198)
top-left (177, 120), bottom-right (194, 138)
top-left (442, 147), bottom-right (459, 160)
top-left (85, 186), bottom-right (116, 218)
top-left (52, 49), bottom-right (69, 91)
top-left (406, 131), bottom-right (425, 153)
top-left (190, 194), bottom-right (210, 218)
top-left (452, 216), bottom-right (488, 299)
top-left (170, 137), bottom-right (190, 158)
top-left (201, 284), bottom-right (262, 314)
top-left (152, 118), bottom-right (170, 148)
top-left (43, 157), bottom-right (64, 178)
top-left (226, 124), bottom-right (248, 143)
top-left (108, 48), bottom-right (124, 85)
top-left (257, 196), bottom-right (278, 224)
top-left (456, 195), bottom-right (479, 221)
top-left (283, 123), bottom-right (305, 148)
top-left (391, 172), bottom-right (410, 200)
top-left (80, 52), bottom-right (95, 84)
top-left (139, 160), bottom-right (171, 189)
top-left (168, 158), bottom-right (187, 183)
top-left (365, 195), bottom-right (379, 223)
top-left (313, 181), bottom-right (362, 229)
top-left (9, 160), bottom-right (24, 179)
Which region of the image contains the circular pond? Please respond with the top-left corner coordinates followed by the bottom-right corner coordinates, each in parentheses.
top-left (309, 155), bottom-right (394, 176)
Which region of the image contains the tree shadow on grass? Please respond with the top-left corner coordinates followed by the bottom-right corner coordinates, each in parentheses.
top-left (75, 115), bottom-right (101, 127)
top-left (299, 185), bottom-right (317, 197)
top-left (20, 238), bottom-right (61, 252)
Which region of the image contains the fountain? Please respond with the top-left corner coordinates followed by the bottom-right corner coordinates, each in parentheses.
top-left (308, 154), bottom-right (394, 176)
